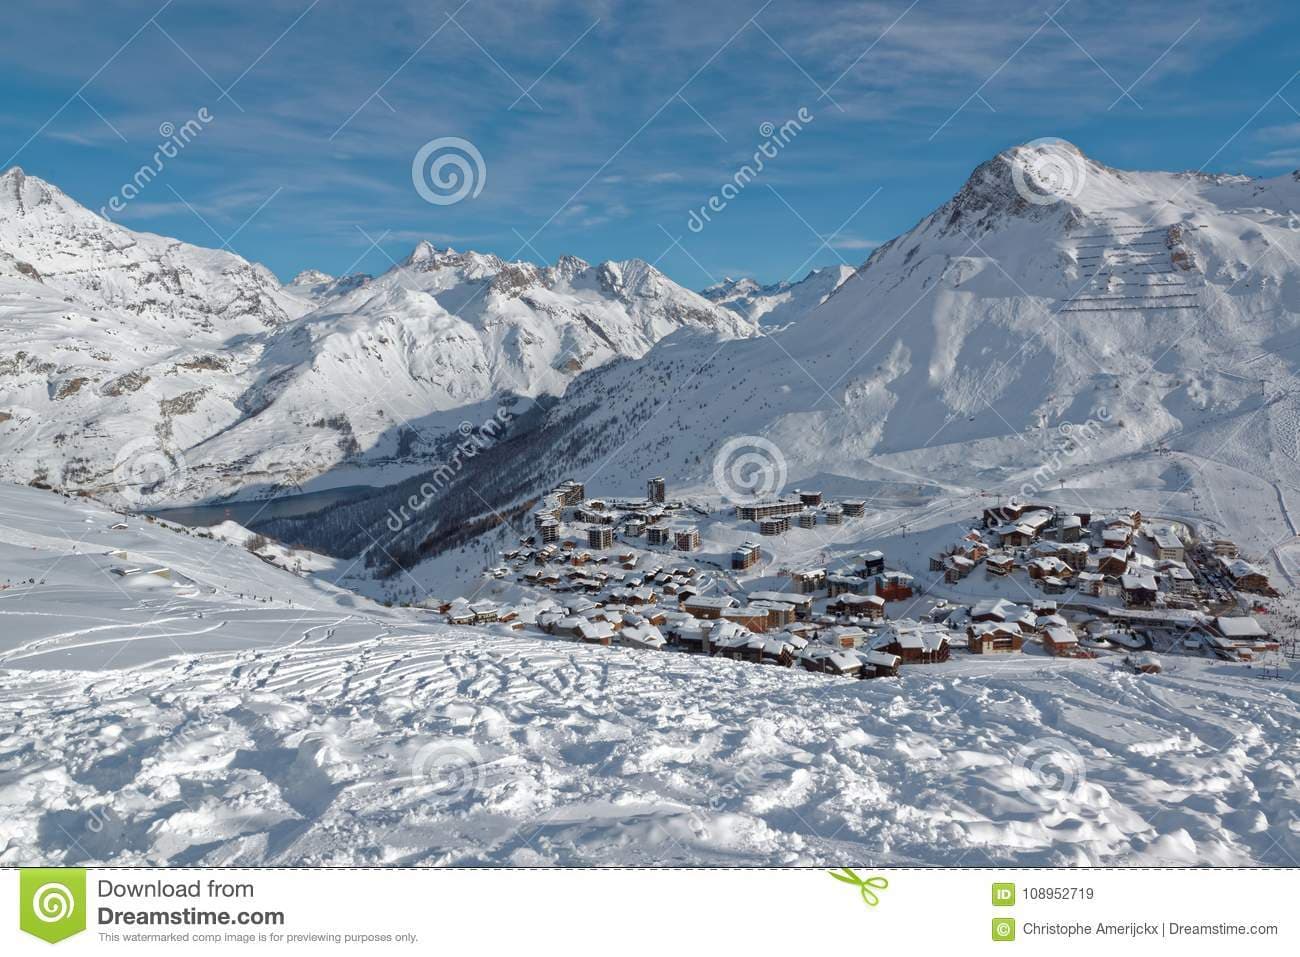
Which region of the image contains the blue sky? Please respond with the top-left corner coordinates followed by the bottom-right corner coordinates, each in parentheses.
top-left (3, 0), bottom-right (1300, 289)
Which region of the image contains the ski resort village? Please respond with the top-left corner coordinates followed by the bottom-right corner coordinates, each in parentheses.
top-left (439, 476), bottom-right (1290, 681)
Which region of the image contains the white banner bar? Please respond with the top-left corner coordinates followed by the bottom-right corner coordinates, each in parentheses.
top-left (4, 868), bottom-right (1296, 954)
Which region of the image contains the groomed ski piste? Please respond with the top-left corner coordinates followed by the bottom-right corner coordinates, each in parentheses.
top-left (2, 482), bottom-right (1296, 867)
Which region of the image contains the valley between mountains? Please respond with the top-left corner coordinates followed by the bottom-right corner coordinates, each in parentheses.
top-left (2, 141), bottom-right (1299, 866)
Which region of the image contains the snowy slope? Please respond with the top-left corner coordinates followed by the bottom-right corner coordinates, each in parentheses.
top-left (0, 169), bottom-right (754, 505)
top-left (459, 142), bottom-right (1300, 512)
top-left (703, 264), bottom-right (855, 326)
top-left (1, 482), bottom-right (1296, 866)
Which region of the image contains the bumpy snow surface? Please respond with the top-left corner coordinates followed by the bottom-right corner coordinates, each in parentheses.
top-left (1, 485), bottom-right (1296, 866)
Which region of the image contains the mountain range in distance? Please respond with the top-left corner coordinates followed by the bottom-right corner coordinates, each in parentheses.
top-left (4, 141), bottom-right (1300, 596)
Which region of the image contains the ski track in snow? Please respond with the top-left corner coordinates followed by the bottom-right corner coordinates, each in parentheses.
top-left (7, 144), bottom-right (1300, 866)
top-left (2, 623), bottom-right (1297, 867)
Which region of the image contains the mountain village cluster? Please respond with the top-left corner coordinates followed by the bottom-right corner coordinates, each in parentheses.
top-left (438, 476), bottom-right (1287, 680)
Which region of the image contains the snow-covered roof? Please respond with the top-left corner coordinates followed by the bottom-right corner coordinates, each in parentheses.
top-left (749, 590), bottom-right (812, 604)
top-left (620, 622), bottom-right (666, 648)
top-left (1044, 625), bottom-right (1077, 645)
top-left (875, 620), bottom-right (951, 650)
top-left (971, 598), bottom-right (1026, 621)
top-left (861, 650), bottom-right (900, 668)
top-left (1224, 558), bottom-right (1266, 580)
top-left (1214, 616), bottom-right (1267, 639)
top-left (827, 651), bottom-right (861, 671)
top-left (1152, 529), bottom-right (1183, 550)
top-left (577, 620), bottom-right (614, 640)
top-left (831, 592), bottom-right (885, 606)
top-left (1121, 572), bottom-right (1158, 590)
top-left (683, 595), bottom-right (737, 610)
top-left (708, 619), bottom-right (749, 643)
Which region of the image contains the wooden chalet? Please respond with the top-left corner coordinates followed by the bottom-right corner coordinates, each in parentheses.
top-left (748, 590), bottom-right (815, 620)
top-left (985, 552), bottom-right (1015, 576)
top-left (752, 600), bottom-right (796, 627)
top-left (967, 622), bottom-right (1023, 655)
top-left (1222, 558), bottom-right (1273, 595)
top-left (1042, 625), bottom-right (1079, 656)
top-left (826, 593), bottom-right (886, 620)
top-left (876, 621), bottom-right (951, 664)
top-left (859, 649), bottom-right (900, 678)
top-left (721, 605), bottom-right (773, 633)
top-left (1095, 549), bottom-right (1129, 576)
top-left (1121, 573), bottom-right (1159, 608)
top-left (944, 555), bottom-right (975, 582)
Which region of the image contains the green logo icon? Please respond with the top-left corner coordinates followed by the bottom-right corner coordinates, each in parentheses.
top-left (992, 917), bottom-right (1016, 942)
top-left (993, 882), bottom-right (1016, 906)
top-left (828, 867), bottom-right (889, 907)
top-left (19, 869), bottom-right (86, 944)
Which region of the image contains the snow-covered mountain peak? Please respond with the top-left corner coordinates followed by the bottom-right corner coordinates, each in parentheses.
top-left (0, 167), bottom-right (311, 339)
top-left (456, 143), bottom-right (1300, 533)
top-left (405, 239), bottom-right (440, 263)
top-left (595, 257), bottom-right (672, 300)
top-left (402, 241), bottom-right (504, 277)
top-left (0, 165), bottom-right (79, 219)
top-left (941, 141), bottom-right (1092, 234)
top-left (284, 268), bottom-right (372, 303)
top-left (292, 268), bottom-right (334, 286)
top-left (705, 276), bottom-right (761, 298)
top-left (547, 254), bottom-right (591, 285)
top-left (703, 265), bottom-right (856, 325)
top-left (0, 165), bottom-right (94, 222)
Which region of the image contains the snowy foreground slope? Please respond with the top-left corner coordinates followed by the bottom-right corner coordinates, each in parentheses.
top-left (1, 483), bottom-right (1297, 866)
